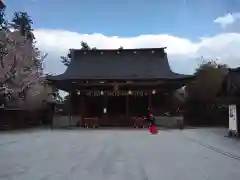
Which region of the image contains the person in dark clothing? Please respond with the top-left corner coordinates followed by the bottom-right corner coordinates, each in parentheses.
top-left (147, 108), bottom-right (155, 125)
top-left (147, 108), bottom-right (158, 134)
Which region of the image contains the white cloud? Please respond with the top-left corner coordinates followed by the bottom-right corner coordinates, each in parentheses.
top-left (214, 12), bottom-right (240, 28)
top-left (33, 29), bottom-right (240, 76)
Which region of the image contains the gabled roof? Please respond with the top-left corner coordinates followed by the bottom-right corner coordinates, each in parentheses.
top-left (48, 48), bottom-right (194, 81)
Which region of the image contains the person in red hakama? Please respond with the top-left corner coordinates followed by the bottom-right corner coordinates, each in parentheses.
top-left (147, 109), bottom-right (158, 134)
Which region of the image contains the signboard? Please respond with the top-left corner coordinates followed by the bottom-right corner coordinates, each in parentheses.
top-left (229, 104), bottom-right (238, 134)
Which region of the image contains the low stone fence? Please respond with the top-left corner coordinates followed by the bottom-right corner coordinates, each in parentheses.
top-left (53, 115), bottom-right (81, 128)
top-left (155, 116), bottom-right (184, 128)
top-left (0, 109), bottom-right (45, 130)
top-left (52, 115), bottom-right (184, 129)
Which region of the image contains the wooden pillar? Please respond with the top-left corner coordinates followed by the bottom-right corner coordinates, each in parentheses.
top-left (50, 102), bottom-right (55, 130)
top-left (126, 95), bottom-right (129, 117)
top-left (148, 92), bottom-right (152, 110)
top-left (68, 92), bottom-right (74, 127)
top-left (103, 93), bottom-right (107, 114)
top-left (69, 92), bottom-right (74, 127)
top-left (80, 92), bottom-right (84, 125)
top-left (103, 93), bottom-right (108, 126)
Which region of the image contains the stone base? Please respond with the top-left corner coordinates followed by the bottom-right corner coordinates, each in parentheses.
top-left (155, 116), bottom-right (184, 128)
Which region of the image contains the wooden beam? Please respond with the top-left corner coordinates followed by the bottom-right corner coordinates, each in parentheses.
top-left (74, 81), bottom-right (166, 87)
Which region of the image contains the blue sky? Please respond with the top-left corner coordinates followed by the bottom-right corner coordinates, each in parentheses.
top-left (6, 0), bottom-right (239, 39)
top-left (4, 0), bottom-right (240, 75)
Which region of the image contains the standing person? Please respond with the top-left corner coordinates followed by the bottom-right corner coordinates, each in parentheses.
top-left (147, 108), bottom-right (158, 134)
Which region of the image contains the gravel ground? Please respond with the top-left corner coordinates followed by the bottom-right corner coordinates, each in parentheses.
top-left (0, 128), bottom-right (240, 180)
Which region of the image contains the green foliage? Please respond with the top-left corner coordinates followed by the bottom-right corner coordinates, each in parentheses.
top-left (11, 12), bottom-right (34, 39)
top-left (185, 60), bottom-right (229, 126)
top-left (187, 60), bottom-right (228, 102)
top-left (80, 41), bottom-right (97, 50)
top-left (61, 52), bottom-right (71, 67)
top-left (61, 43), bottom-right (124, 66)
top-left (53, 89), bottom-right (63, 103)
top-left (61, 41), bottom-right (97, 66)
top-left (0, 7), bottom-right (7, 30)
top-left (0, 9), bottom-right (47, 109)
top-left (80, 41), bottom-right (91, 50)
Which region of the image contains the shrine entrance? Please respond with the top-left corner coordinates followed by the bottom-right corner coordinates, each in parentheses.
top-left (80, 90), bottom-right (153, 127)
top-left (84, 96), bottom-right (103, 117)
top-left (129, 96), bottom-right (148, 117)
top-left (107, 96), bottom-right (126, 116)
top-left (48, 48), bottom-right (194, 128)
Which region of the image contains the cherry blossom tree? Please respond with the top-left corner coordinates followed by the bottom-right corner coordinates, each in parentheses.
top-left (0, 8), bottom-right (52, 110)
top-left (0, 29), bottom-right (48, 109)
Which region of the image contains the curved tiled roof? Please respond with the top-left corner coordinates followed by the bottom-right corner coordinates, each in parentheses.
top-left (48, 48), bottom-right (194, 81)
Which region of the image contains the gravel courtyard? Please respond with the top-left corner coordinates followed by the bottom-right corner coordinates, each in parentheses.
top-left (0, 128), bottom-right (240, 180)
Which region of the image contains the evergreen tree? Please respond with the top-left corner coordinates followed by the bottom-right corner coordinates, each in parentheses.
top-left (0, 7), bottom-right (7, 30)
top-left (11, 12), bottom-right (34, 40)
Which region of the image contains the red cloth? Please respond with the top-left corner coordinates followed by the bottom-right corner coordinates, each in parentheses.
top-left (149, 124), bottom-right (158, 134)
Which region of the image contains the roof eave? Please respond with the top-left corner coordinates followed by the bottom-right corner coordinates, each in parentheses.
top-left (46, 74), bottom-right (195, 82)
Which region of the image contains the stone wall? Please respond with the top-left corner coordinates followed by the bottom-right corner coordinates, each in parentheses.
top-left (52, 115), bottom-right (183, 129)
top-left (155, 116), bottom-right (184, 128)
top-left (53, 115), bottom-right (81, 128)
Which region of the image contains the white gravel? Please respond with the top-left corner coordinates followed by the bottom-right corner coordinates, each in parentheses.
top-left (0, 128), bottom-right (240, 180)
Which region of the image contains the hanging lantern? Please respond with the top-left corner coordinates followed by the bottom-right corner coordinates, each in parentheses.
top-left (152, 89), bottom-right (156, 94)
top-left (103, 107), bottom-right (107, 114)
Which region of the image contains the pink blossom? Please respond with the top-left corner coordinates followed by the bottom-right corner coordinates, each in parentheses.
top-left (0, 30), bottom-right (48, 109)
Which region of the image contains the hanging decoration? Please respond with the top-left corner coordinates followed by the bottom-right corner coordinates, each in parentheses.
top-left (152, 89), bottom-right (156, 94)
top-left (85, 90), bottom-right (148, 96)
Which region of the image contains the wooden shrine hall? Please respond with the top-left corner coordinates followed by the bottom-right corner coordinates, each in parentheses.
top-left (47, 47), bottom-right (194, 127)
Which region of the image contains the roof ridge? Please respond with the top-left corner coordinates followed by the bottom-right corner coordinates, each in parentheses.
top-left (70, 47), bottom-right (167, 52)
